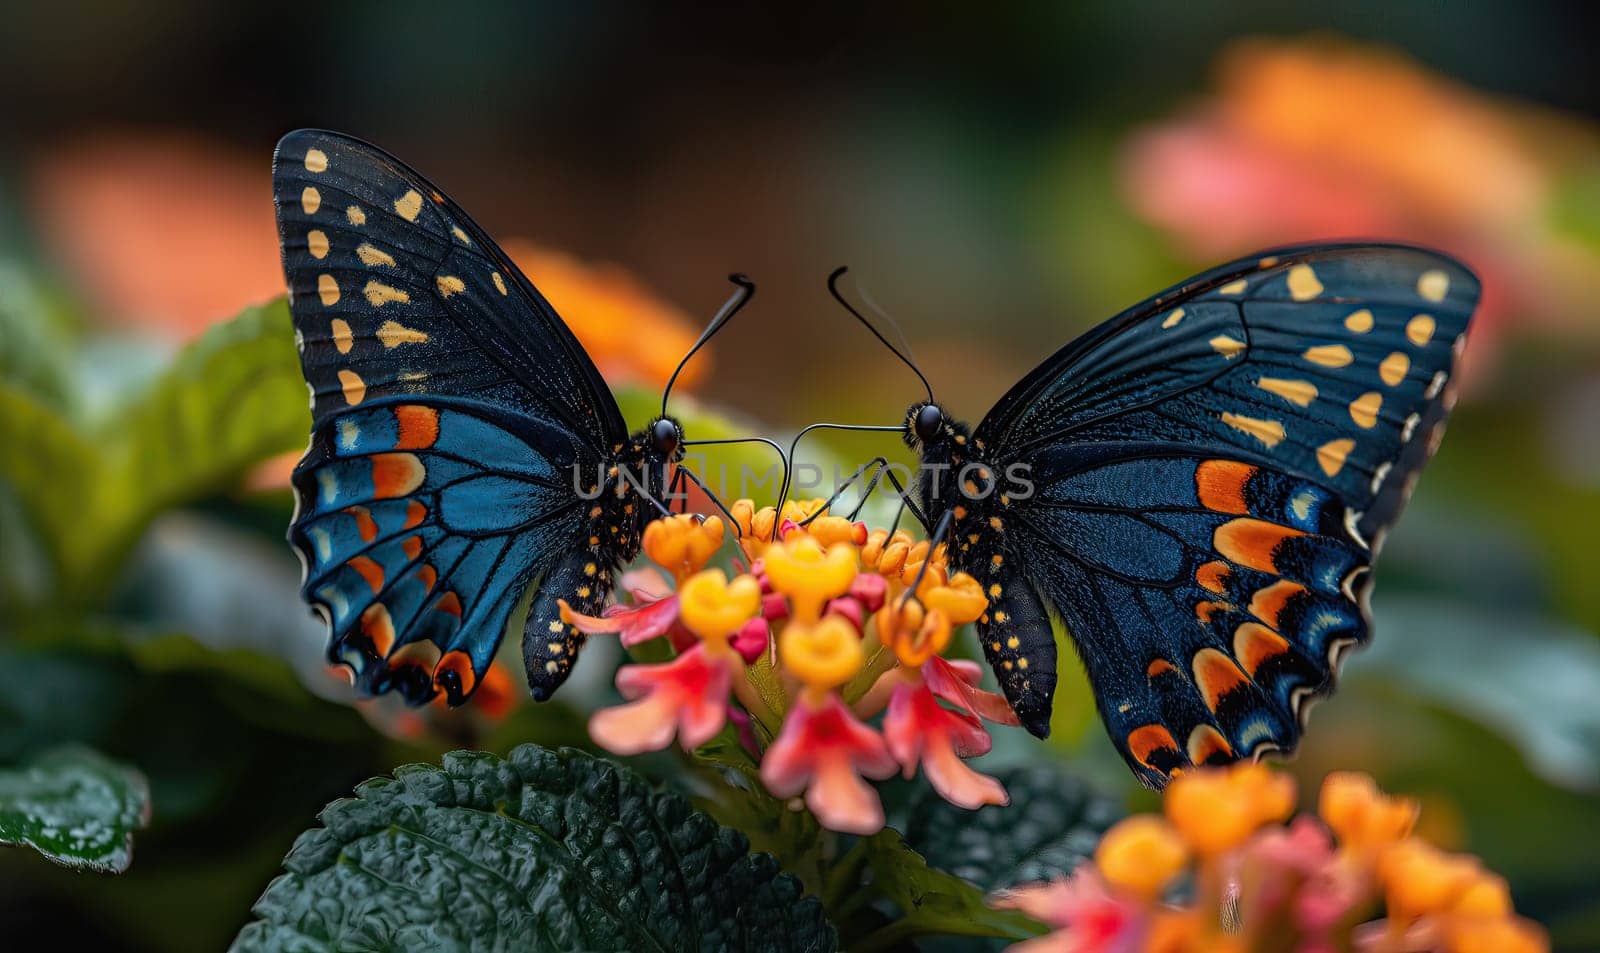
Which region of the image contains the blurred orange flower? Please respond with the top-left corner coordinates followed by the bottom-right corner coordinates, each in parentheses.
top-left (500, 240), bottom-right (706, 392)
top-left (1121, 37), bottom-right (1600, 369)
top-left (29, 131), bottom-right (708, 395)
top-left (995, 764), bottom-right (1548, 953)
top-left (30, 132), bottom-right (284, 339)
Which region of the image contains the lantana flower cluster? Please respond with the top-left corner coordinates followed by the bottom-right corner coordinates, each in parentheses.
top-left (561, 499), bottom-right (1019, 834)
top-left (995, 763), bottom-right (1548, 953)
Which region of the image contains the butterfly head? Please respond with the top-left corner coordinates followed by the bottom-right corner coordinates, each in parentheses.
top-left (648, 416), bottom-right (686, 463)
top-left (903, 401), bottom-right (966, 452)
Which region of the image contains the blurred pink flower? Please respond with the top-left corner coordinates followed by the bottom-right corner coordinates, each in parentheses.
top-left (1121, 37), bottom-right (1600, 373)
top-left (994, 870), bottom-right (1146, 953)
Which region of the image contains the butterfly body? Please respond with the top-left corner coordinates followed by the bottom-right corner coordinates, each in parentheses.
top-left (274, 129), bottom-right (686, 708)
top-left (901, 243), bottom-right (1478, 786)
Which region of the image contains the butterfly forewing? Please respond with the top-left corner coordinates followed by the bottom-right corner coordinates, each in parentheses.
top-left (948, 244), bottom-right (1477, 785)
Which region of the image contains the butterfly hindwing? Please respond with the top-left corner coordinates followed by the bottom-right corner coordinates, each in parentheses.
top-left (948, 243), bottom-right (1477, 785)
top-left (274, 130), bottom-right (641, 704)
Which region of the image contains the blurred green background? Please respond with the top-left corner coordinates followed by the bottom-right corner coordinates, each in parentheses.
top-left (2, 3), bottom-right (1598, 950)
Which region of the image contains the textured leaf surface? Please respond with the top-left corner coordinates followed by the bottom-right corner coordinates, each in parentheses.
top-left (852, 830), bottom-right (1043, 950)
top-left (231, 744), bottom-right (836, 953)
top-left (0, 746), bottom-right (150, 873)
top-left (900, 764), bottom-right (1122, 892)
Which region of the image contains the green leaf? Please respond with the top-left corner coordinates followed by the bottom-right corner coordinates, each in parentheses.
top-left (0, 298), bottom-right (308, 604)
top-left (846, 830), bottom-right (1044, 953)
top-left (231, 744), bottom-right (837, 953)
top-left (0, 746), bottom-right (150, 873)
top-left (107, 298), bottom-right (308, 533)
top-left (899, 764), bottom-right (1123, 892)
top-left (0, 382), bottom-right (100, 595)
top-left (1360, 593), bottom-right (1600, 790)
top-left (0, 261), bottom-right (81, 406)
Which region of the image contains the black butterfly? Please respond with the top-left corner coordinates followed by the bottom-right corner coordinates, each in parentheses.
top-left (272, 129), bottom-right (737, 707)
top-left (858, 244), bottom-right (1478, 786)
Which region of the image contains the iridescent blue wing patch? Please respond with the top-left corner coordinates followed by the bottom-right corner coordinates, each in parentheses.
top-left (972, 244), bottom-right (1478, 786)
top-left (274, 130), bottom-right (629, 705)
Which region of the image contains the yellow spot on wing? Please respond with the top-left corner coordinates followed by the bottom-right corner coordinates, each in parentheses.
top-left (1344, 309), bottom-right (1373, 333)
top-left (330, 318), bottom-right (354, 354)
top-left (338, 369), bottom-right (366, 405)
top-left (1218, 278), bottom-right (1248, 295)
top-left (1317, 438), bottom-right (1356, 476)
top-left (301, 186), bottom-right (321, 214)
top-left (304, 148), bottom-right (328, 173)
top-left (356, 243), bottom-right (396, 267)
top-left (1417, 269), bottom-right (1449, 302)
top-left (1257, 377), bottom-right (1317, 407)
top-left (394, 190), bottom-right (423, 222)
top-left (436, 275), bottom-right (466, 297)
top-left (1406, 314), bottom-right (1436, 346)
top-left (1210, 335), bottom-right (1247, 357)
top-left (1379, 351), bottom-right (1410, 386)
top-left (307, 229), bottom-right (329, 259)
top-left (492, 272), bottom-right (508, 295)
top-left (1221, 412), bottom-right (1285, 447)
top-left (1287, 263), bottom-right (1323, 301)
top-left (346, 205), bottom-right (367, 225)
top-left (317, 274), bottom-right (340, 306)
top-left (1162, 307), bottom-right (1185, 329)
top-left (1349, 392), bottom-right (1382, 428)
top-left (363, 281), bottom-right (410, 307)
top-left (451, 226), bottom-right (471, 245)
top-left (377, 320), bottom-right (429, 348)
top-left (1258, 256), bottom-right (1279, 268)
top-left (1304, 344), bottom-right (1352, 368)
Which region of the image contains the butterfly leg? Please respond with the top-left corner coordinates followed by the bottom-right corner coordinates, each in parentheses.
top-left (522, 549), bottom-right (612, 701)
top-left (974, 575), bottom-right (1057, 738)
top-left (793, 456), bottom-right (892, 525)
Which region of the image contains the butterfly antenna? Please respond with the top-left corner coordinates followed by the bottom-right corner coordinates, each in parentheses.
top-left (662, 273), bottom-right (755, 418)
top-left (828, 267), bottom-right (933, 403)
top-left (856, 283), bottom-right (920, 374)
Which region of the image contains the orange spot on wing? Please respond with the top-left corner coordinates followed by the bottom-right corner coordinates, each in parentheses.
top-left (404, 500), bottom-right (427, 529)
top-left (347, 505), bottom-right (378, 543)
top-left (371, 453), bottom-right (425, 498)
top-left (433, 650), bottom-right (477, 696)
top-left (1214, 519), bottom-right (1306, 574)
top-left (1233, 622), bottom-right (1292, 678)
top-left (1196, 460), bottom-right (1254, 514)
top-left (1247, 580), bottom-right (1306, 628)
top-left (1193, 648), bottom-right (1250, 712)
top-left (394, 405), bottom-right (440, 449)
top-left (434, 591), bottom-right (463, 617)
top-left (1147, 658), bottom-right (1177, 678)
top-left (1196, 600), bottom-right (1234, 624)
top-left (389, 639), bottom-right (440, 671)
top-left (415, 564), bottom-right (438, 591)
top-left (1196, 560), bottom-right (1231, 595)
top-left (348, 556), bottom-right (385, 593)
top-left (402, 535), bottom-right (423, 560)
top-left (1186, 724), bottom-right (1234, 765)
top-left (359, 602), bottom-right (396, 657)
top-left (1128, 724), bottom-right (1181, 770)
